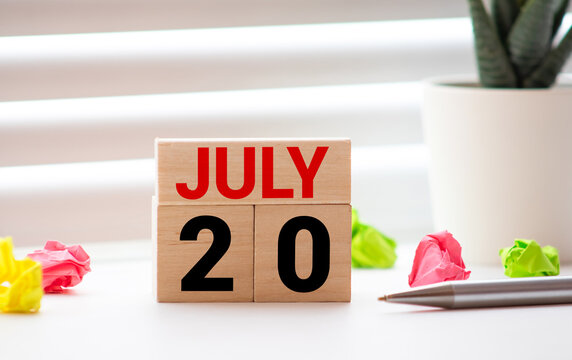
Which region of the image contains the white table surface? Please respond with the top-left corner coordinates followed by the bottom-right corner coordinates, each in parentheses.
top-left (3, 240), bottom-right (572, 360)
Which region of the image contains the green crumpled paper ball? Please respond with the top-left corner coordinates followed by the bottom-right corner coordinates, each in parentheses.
top-left (499, 239), bottom-right (559, 277)
top-left (351, 209), bottom-right (397, 268)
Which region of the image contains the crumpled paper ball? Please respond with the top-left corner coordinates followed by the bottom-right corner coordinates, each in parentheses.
top-left (408, 230), bottom-right (470, 287)
top-left (27, 240), bottom-right (91, 293)
top-left (499, 239), bottom-right (559, 278)
top-left (351, 209), bottom-right (397, 268)
top-left (0, 237), bottom-right (43, 313)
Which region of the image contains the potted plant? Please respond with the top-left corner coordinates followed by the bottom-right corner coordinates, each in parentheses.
top-left (423, 0), bottom-right (572, 264)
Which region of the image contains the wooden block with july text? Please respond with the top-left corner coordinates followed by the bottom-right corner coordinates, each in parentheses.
top-left (156, 138), bottom-right (350, 205)
top-left (155, 203), bottom-right (254, 302)
top-left (254, 204), bottom-right (351, 302)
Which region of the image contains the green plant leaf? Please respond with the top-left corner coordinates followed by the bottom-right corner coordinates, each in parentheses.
top-left (507, 0), bottom-right (560, 79)
top-left (552, 0), bottom-right (570, 38)
top-left (491, 0), bottom-right (521, 42)
top-left (467, 0), bottom-right (517, 87)
top-left (524, 26), bottom-right (572, 87)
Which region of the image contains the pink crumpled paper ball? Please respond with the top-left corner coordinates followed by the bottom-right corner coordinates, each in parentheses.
top-left (27, 241), bottom-right (91, 293)
top-left (408, 230), bottom-right (470, 288)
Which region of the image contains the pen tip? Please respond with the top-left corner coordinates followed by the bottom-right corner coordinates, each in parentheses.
top-left (378, 296), bottom-right (387, 301)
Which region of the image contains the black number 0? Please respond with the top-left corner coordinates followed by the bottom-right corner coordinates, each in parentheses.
top-left (180, 215), bottom-right (233, 291)
top-left (277, 216), bottom-right (330, 293)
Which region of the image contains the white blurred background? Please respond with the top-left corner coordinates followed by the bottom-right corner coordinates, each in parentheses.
top-left (0, 0), bottom-right (570, 246)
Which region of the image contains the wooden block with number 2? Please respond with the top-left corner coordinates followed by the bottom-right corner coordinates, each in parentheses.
top-left (155, 204), bottom-right (254, 302)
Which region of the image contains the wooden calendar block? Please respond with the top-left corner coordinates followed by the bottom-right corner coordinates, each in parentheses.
top-left (156, 138), bottom-right (350, 205)
top-left (155, 203), bottom-right (254, 302)
top-left (254, 204), bottom-right (351, 302)
top-left (153, 137), bottom-right (351, 303)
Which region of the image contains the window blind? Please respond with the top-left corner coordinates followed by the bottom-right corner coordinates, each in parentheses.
top-left (0, 1), bottom-right (570, 246)
top-left (1, 0), bottom-right (469, 36)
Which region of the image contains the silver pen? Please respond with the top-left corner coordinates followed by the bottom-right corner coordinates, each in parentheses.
top-left (379, 276), bottom-right (572, 309)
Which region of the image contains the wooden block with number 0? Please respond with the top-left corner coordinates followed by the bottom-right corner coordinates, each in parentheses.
top-left (254, 204), bottom-right (351, 302)
top-left (155, 203), bottom-right (254, 302)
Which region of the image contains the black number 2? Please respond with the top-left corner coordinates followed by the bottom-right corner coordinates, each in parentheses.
top-left (277, 216), bottom-right (330, 293)
top-left (180, 215), bottom-right (233, 291)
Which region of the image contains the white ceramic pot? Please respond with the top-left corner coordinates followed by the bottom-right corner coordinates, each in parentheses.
top-left (422, 74), bottom-right (572, 265)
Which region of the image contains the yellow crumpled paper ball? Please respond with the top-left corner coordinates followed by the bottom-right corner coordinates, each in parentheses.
top-left (0, 237), bottom-right (43, 313)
